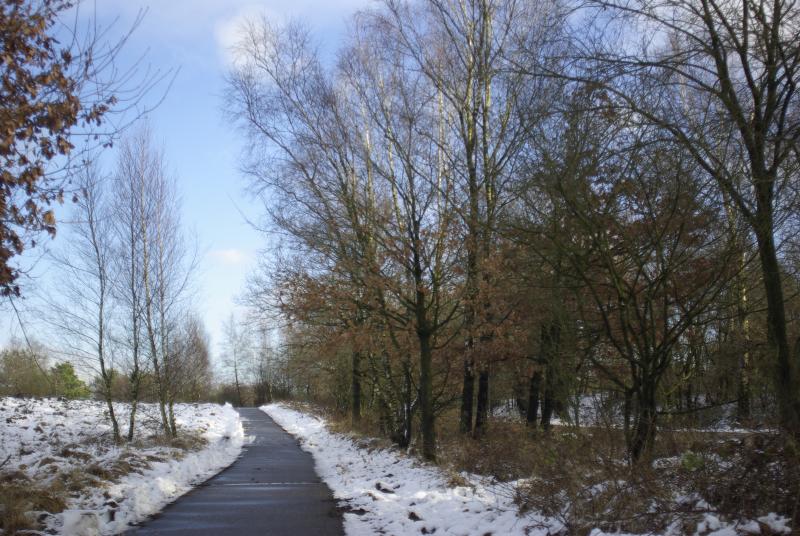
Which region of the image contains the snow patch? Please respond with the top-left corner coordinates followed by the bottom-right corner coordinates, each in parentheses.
top-left (0, 397), bottom-right (244, 535)
top-left (262, 403), bottom-right (561, 536)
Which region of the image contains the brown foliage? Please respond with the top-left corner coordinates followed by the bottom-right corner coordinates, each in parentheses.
top-left (0, 0), bottom-right (115, 295)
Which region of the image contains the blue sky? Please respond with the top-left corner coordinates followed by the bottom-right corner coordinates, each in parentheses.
top-left (0, 0), bottom-right (372, 361)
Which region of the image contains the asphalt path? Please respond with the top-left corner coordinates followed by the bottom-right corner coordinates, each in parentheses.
top-left (127, 407), bottom-right (344, 535)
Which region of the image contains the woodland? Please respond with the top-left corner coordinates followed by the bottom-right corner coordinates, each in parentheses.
top-left (2, 0), bottom-right (800, 533)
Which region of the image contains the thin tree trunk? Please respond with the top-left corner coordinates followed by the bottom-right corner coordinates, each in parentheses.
top-left (736, 260), bottom-right (752, 422)
top-left (234, 361), bottom-right (243, 407)
top-left (352, 350), bottom-right (362, 424)
top-left (99, 364), bottom-right (119, 442)
top-left (526, 370), bottom-right (542, 427)
top-left (419, 327), bottom-right (435, 461)
top-left (402, 358), bottom-right (413, 448)
top-left (474, 367), bottom-right (490, 436)
top-left (459, 355), bottom-right (475, 433)
top-left (127, 371), bottom-right (140, 442)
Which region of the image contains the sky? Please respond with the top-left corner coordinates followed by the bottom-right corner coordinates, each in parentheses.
top-left (0, 0), bottom-right (372, 366)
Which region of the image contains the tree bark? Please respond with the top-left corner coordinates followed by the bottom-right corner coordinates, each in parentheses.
top-left (474, 367), bottom-right (490, 436)
top-left (351, 350), bottom-right (362, 424)
top-left (526, 370), bottom-right (542, 427)
top-left (540, 321), bottom-right (560, 430)
top-left (459, 355), bottom-right (475, 433)
top-left (419, 328), bottom-right (435, 461)
top-left (541, 371), bottom-right (555, 430)
top-left (629, 380), bottom-right (657, 462)
top-left (755, 224), bottom-right (800, 437)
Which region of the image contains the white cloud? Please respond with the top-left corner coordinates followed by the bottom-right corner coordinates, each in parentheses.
top-left (209, 248), bottom-right (250, 265)
top-left (212, 0), bottom-right (375, 67)
top-left (214, 4), bottom-right (275, 67)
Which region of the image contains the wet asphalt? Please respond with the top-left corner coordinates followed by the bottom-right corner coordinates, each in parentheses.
top-left (126, 407), bottom-right (344, 535)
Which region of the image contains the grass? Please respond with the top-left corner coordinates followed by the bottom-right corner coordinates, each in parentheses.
top-left (0, 476), bottom-right (66, 534)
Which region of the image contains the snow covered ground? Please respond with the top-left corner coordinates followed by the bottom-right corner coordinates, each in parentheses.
top-left (262, 403), bottom-right (792, 536)
top-left (0, 397), bottom-right (244, 535)
top-left (263, 403), bottom-right (561, 536)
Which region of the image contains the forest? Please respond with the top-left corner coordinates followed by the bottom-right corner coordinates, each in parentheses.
top-left (223, 0), bottom-right (800, 530)
top-left (222, 0), bottom-right (800, 455)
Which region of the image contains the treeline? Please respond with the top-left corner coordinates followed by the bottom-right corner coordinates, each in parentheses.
top-left (0, 340), bottom-right (212, 405)
top-left (0, 344), bottom-right (90, 400)
top-left (215, 315), bottom-right (292, 407)
top-left (226, 0), bottom-right (800, 462)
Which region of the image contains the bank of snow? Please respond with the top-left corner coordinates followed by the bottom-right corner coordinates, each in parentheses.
top-left (262, 403), bottom-right (560, 536)
top-left (0, 397), bottom-right (244, 535)
top-left (262, 403), bottom-right (793, 536)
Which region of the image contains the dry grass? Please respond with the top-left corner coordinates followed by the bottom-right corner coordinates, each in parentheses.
top-left (1, 428), bottom-right (210, 533)
top-left (434, 412), bottom-right (800, 535)
top-left (0, 477), bottom-right (66, 534)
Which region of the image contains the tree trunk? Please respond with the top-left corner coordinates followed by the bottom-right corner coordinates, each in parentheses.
top-left (526, 370), bottom-right (542, 427)
top-left (168, 399), bottom-right (177, 437)
top-left (419, 328), bottom-right (435, 461)
top-left (127, 399), bottom-right (139, 442)
top-left (352, 350), bottom-right (362, 424)
top-left (474, 367), bottom-right (490, 436)
top-left (541, 370), bottom-right (555, 430)
top-left (99, 352), bottom-right (120, 442)
top-left (103, 384), bottom-right (120, 442)
top-left (540, 322), bottom-right (560, 431)
top-left (737, 351), bottom-right (751, 423)
top-left (459, 355), bottom-right (475, 433)
top-left (629, 381), bottom-right (657, 463)
top-left (755, 226), bottom-right (800, 437)
top-left (402, 358), bottom-right (413, 448)
top-left (234, 364), bottom-right (243, 407)
top-left (127, 365), bottom-right (140, 442)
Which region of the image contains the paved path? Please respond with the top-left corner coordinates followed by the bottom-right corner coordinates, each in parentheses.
top-left (127, 408), bottom-right (344, 535)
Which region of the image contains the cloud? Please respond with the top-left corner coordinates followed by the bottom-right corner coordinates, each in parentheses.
top-left (212, 0), bottom-right (375, 67)
top-left (214, 4), bottom-right (274, 67)
top-left (209, 248), bottom-right (250, 265)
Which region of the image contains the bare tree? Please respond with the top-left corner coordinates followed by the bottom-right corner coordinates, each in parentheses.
top-left (107, 127), bottom-right (196, 437)
top-left (46, 162), bottom-right (121, 441)
top-left (376, 0), bottom-right (562, 436)
top-left (222, 314), bottom-right (252, 407)
top-left (111, 130), bottom-right (149, 440)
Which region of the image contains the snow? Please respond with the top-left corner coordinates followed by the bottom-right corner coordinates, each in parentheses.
top-left (0, 397), bottom-right (244, 535)
top-left (756, 513), bottom-right (791, 534)
top-left (262, 403), bottom-right (562, 536)
top-left (262, 403), bottom-right (794, 536)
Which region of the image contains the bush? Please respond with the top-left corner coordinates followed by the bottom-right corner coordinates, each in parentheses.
top-left (50, 362), bottom-right (90, 399)
top-left (0, 344), bottom-right (51, 397)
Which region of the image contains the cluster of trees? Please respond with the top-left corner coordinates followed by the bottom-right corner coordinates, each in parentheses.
top-left (35, 127), bottom-right (210, 443)
top-left (227, 0), bottom-right (800, 462)
top-left (1, 0), bottom-right (201, 443)
top-left (216, 315), bottom-right (291, 407)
